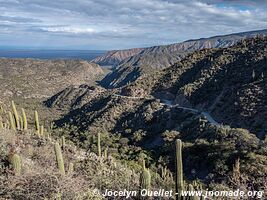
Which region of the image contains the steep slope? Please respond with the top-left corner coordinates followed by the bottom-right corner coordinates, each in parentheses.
top-left (122, 36), bottom-right (267, 137)
top-left (98, 29), bottom-right (267, 88)
top-left (91, 48), bottom-right (143, 66)
top-left (0, 58), bottom-right (104, 103)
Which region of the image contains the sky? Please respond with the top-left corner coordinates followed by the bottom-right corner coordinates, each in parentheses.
top-left (0, 0), bottom-right (267, 50)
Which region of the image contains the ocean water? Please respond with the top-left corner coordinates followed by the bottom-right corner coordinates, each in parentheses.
top-left (0, 50), bottom-right (106, 61)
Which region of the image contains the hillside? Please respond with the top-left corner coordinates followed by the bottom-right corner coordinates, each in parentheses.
top-left (0, 101), bottom-right (175, 199)
top-left (97, 29), bottom-right (267, 88)
top-left (0, 58), bottom-right (104, 103)
top-left (122, 36), bottom-right (267, 137)
top-left (0, 128), bottom-right (142, 199)
top-left (44, 83), bottom-right (267, 197)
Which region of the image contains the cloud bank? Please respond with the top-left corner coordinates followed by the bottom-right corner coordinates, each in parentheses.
top-left (0, 0), bottom-right (267, 49)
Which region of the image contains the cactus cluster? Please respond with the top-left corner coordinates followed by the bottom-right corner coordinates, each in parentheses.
top-left (9, 103), bottom-right (46, 136)
top-left (1, 101), bottom-right (207, 198)
top-left (160, 165), bottom-right (173, 181)
top-left (1, 100), bottom-right (77, 179)
top-left (0, 101), bottom-right (29, 131)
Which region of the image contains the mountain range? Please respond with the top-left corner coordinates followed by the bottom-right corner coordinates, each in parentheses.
top-left (1, 30), bottom-right (267, 199)
top-left (93, 29), bottom-right (267, 88)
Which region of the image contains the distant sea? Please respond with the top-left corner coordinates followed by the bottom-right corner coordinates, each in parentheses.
top-left (0, 50), bottom-right (106, 61)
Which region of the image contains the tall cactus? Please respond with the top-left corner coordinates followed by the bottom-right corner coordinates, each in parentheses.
top-left (9, 154), bottom-right (22, 176)
top-left (21, 108), bottom-right (28, 130)
top-left (140, 160), bottom-right (151, 190)
top-left (8, 111), bottom-right (16, 130)
top-left (97, 132), bottom-right (101, 157)
top-left (11, 101), bottom-right (20, 129)
top-left (68, 162), bottom-right (74, 175)
top-left (175, 139), bottom-right (184, 200)
top-left (61, 136), bottom-right (66, 150)
top-left (19, 116), bottom-right (23, 130)
top-left (40, 125), bottom-right (44, 136)
top-left (34, 110), bottom-right (40, 135)
top-left (103, 148), bottom-right (108, 159)
top-left (54, 142), bottom-right (65, 175)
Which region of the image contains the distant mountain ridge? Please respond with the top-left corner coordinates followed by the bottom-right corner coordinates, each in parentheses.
top-left (94, 29), bottom-right (267, 88)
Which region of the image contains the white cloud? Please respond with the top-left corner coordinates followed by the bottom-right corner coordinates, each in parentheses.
top-left (0, 0), bottom-right (266, 49)
top-left (41, 27), bottom-right (96, 34)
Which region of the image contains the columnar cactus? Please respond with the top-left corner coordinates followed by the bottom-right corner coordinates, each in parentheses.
top-left (34, 111), bottom-right (40, 135)
top-left (0, 119), bottom-right (3, 129)
top-left (103, 148), bottom-right (108, 159)
top-left (9, 154), bottom-right (22, 176)
top-left (54, 142), bottom-right (65, 175)
top-left (68, 162), bottom-right (74, 175)
top-left (11, 101), bottom-right (20, 129)
top-left (8, 111), bottom-right (16, 130)
top-left (40, 125), bottom-right (44, 136)
top-left (175, 139), bottom-right (184, 200)
top-left (97, 132), bottom-right (101, 157)
top-left (21, 108), bottom-right (27, 130)
top-left (61, 136), bottom-right (66, 150)
top-left (19, 116), bottom-right (23, 130)
top-left (140, 160), bottom-right (151, 190)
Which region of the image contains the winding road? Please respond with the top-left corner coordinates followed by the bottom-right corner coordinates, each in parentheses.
top-left (113, 93), bottom-right (220, 125)
top-left (113, 93), bottom-right (220, 148)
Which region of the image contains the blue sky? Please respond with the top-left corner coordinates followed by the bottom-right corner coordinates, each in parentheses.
top-left (0, 0), bottom-right (267, 50)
